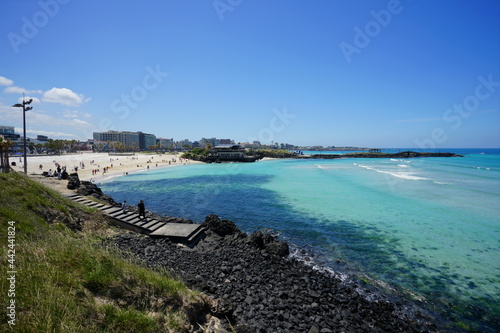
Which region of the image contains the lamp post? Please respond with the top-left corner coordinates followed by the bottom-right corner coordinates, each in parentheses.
top-left (12, 93), bottom-right (33, 174)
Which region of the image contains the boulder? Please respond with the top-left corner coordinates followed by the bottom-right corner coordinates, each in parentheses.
top-left (246, 231), bottom-right (265, 249)
top-left (265, 241), bottom-right (290, 257)
top-left (203, 214), bottom-right (240, 237)
top-left (67, 173), bottom-right (80, 189)
top-left (77, 187), bottom-right (90, 196)
top-left (245, 230), bottom-right (289, 256)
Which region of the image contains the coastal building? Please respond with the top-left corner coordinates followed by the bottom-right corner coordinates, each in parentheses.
top-left (175, 139), bottom-right (193, 150)
top-left (0, 126), bottom-right (20, 141)
top-left (199, 137), bottom-right (220, 148)
top-left (139, 132), bottom-right (157, 150)
top-left (202, 144), bottom-right (260, 162)
top-left (93, 130), bottom-right (157, 150)
top-left (157, 138), bottom-right (174, 150)
top-left (93, 131), bottom-right (140, 149)
top-left (213, 144), bottom-right (245, 159)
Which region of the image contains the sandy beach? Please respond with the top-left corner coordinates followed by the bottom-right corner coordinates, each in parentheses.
top-left (9, 151), bottom-right (200, 192)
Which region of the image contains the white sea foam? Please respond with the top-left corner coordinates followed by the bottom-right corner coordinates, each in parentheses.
top-left (398, 164), bottom-right (409, 168)
top-left (356, 164), bottom-right (428, 180)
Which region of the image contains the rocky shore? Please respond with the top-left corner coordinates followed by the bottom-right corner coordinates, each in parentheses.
top-left (106, 215), bottom-right (448, 333)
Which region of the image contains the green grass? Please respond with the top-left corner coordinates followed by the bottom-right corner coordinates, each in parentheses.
top-left (0, 172), bottom-right (208, 332)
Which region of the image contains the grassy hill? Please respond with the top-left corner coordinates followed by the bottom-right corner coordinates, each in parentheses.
top-left (0, 172), bottom-right (212, 333)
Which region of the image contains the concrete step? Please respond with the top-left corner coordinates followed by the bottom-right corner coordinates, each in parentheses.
top-left (109, 211), bottom-right (128, 219)
top-left (95, 205), bottom-right (112, 211)
top-left (187, 227), bottom-right (206, 244)
top-left (64, 194), bottom-right (204, 244)
top-left (134, 219), bottom-right (150, 227)
top-left (121, 214), bottom-right (140, 222)
top-left (91, 203), bottom-right (107, 209)
top-left (142, 220), bottom-right (163, 230)
top-left (126, 217), bottom-right (143, 225)
top-left (148, 222), bottom-right (166, 232)
top-left (86, 201), bottom-right (104, 208)
top-left (103, 207), bottom-right (122, 214)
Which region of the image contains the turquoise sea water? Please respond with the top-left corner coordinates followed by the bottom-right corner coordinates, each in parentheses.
top-left (99, 149), bottom-right (500, 331)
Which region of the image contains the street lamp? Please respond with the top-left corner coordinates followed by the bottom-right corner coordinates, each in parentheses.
top-left (12, 93), bottom-right (33, 174)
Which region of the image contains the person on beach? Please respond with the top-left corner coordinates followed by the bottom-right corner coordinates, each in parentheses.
top-left (122, 201), bottom-right (127, 214)
top-left (138, 200), bottom-right (146, 220)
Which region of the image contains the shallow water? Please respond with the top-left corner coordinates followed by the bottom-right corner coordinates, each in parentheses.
top-left (100, 149), bottom-right (500, 332)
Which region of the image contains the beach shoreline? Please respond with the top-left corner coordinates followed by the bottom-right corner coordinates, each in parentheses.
top-left (12, 151), bottom-right (200, 182)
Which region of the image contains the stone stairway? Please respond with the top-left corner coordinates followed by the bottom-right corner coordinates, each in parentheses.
top-left (65, 194), bottom-right (205, 245)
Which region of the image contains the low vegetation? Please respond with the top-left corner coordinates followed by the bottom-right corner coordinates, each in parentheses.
top-left (181, 147), bottom-right (208, 160)
top-left (0, 172), bottom-right (211, 332)
top-left (181, 147), bottom-right (299, 161)
top-left (248, 149), bottom-right (298, 158)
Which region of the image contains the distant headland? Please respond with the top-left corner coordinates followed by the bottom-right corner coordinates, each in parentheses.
top-left (182, 146), bottom-right (463, 163)
top-left (305, 151), bottom-right (464, 159)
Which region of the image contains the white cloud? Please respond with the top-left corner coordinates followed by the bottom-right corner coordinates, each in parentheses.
top-left (5, 86), bottom-right (44, 94)
top-left (63, 110), bottom-right (79, 118)
top-left (42, 87), bottom-right (86, 106)
top-left (0, 100), bottom-right (96, 140)
top-left (71, 119), bottom-right (93, 127)
top-left (0, 76), bottom-right (13, 86)
top-left (16, 128), bottom-right (79, 139)
top-left (18, 96), bottom-right (41, 104)
top-left (63, 109), bottom-right (93, 119)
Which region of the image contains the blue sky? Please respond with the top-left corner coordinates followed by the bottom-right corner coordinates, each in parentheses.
top-left (0, 0), bottom-right (499, 148)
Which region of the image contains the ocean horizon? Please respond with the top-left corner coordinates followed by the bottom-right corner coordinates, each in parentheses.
top-left (99, 148), bottom-right (500, 332)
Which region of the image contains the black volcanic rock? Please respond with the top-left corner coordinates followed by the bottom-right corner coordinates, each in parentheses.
top-left (245, 230), bottom-right (289, 257)
top-left (66, 173), bottom-right (80, 189)
top-left (203, 214), bottom-right (242, 237)
top-left (106, 215), bottom-right (446, 333)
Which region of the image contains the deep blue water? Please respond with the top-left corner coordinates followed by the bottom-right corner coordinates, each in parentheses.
top-left (99, 148), bottom-right (500, 332)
